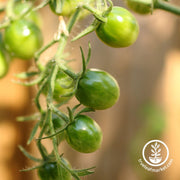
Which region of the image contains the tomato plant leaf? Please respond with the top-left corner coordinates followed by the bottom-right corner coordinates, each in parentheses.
top-left (17, 113), bottom-right (40, 122)
top-left (74, 166), bottom-right (96, 176)
top-left (15, 71), bottom-right (39, 79)
top-left (27, 121), bottom-right (40, 145)
top-left (18, 145), bottom-right (42, 162)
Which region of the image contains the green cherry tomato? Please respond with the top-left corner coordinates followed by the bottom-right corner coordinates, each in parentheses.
top-left (42, 67), bottom-right (74, 103)
top-left (76, 69), bottom-right (120, 110)
top-left (96, 6), bottom-right (139, 47)
top-left (13, 2), bottom-right (42, 27)
top-left (53, 71), bottom-right (74, 103)
top-left (49, 0), bottom-right (95, 19)
top-left (38, 158), bottom-right (72, 180)
top-left (4, 19), bottom-right (43, 60)
top-left (0, 49), bottom-right (8, 78)
top-left (126, 0), bottom-right (153, 14)
top-left (66, 115), bottom-right (103, 153)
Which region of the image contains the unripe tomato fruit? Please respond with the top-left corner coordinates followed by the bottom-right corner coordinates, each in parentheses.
top-left (13, 2), bottom-right (42, 27)
top-left (76, 69), bottom-right (120, 110)
top-left (126, 0), bottom-right (153, 14)
top-left (96, 6), bottom-right (139, 47)
top-left (66, 115), bottom-right (102, 153)
top-left (38, 158), bottom-right (72, 180)
top-left (42, 68), bottom-right (74, 103)
top-left (4, 19), bottom-right (43, 60)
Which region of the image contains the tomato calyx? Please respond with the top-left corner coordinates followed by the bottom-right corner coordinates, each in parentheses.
top-left (72, 0), bottom-right (113, 42)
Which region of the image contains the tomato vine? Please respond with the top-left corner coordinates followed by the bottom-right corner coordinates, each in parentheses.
top-left (0, 0), bottom-right (180, 179)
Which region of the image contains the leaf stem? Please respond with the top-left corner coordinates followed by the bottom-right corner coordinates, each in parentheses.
top-left (154, 0), bottom-right (180, 15)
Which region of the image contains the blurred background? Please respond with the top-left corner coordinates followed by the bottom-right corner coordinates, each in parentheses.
top-left (0, 0), bottom-right (180, 179)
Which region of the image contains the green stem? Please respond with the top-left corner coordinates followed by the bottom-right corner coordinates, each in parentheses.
top-left (35, 39), bottom-right (59, 62)
top-left (46, 64), bottom-right (64, 178)
top-left (34, 76), bottom-right (48, 112)
top-left (37, 125), bottom-right (48, 160)
top-left (33, 0), bottom-right (50, 12)
top-left (154, 0), bottom-right (180, 15)
top-left (82, 4), bottom-right (107, 22)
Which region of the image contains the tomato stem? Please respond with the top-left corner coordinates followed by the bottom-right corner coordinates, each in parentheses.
top-left (155, 0), bottom-right (180, 15)
top-left (35, 39), bottom-right (59, 63)
top-left (33, 0), bottom-right (50, 12)
top-left (82, 4), bottom-right (107, 22)
top-left (37, 126), bottom-right (49, 160)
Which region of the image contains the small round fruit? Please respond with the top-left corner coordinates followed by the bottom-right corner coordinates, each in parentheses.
top-left (96, 6), bottom-right (139, 47)
top-left (53, 71), bottom-right (74, 103)
top-left (0, 50), bottom-right (8, 78)
top-left (126, 0), bottom-right (153, 14)
top-left (76, 69), bottom-right (120, 110)
top-left (38, 158), bottom-right (71, 180)
top-left (42, 68), bottom-right (74, 103)
top-left (4, 19), bottom-right (43, 60)
top-left (66, 115), bottom-right (103, 153)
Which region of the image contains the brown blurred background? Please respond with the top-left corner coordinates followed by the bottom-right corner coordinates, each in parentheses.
top-left (1, 0), bottom-right (180, 179)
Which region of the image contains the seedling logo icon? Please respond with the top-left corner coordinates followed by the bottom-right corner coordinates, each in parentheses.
top-left (149, 142), bottom-right (162, 164)
top-left (142, 140), bottom-right (169, 167)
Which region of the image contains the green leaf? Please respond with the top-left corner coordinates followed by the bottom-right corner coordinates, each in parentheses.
top-left (27, 121), bottom-right (40, 145)
top-left (72, 21), bottom-right (99, 42)
top-left (12, 75), bottom-right (43, 86)
top-left (15, 71), bottom-right (39, 79)
top-left (67, 7), bottom-right (81, 32)
top-left (72, 104), bottom-right (81, 114)
top-left (34, 77), bottom-right (48, 112)
top-left (80, 46), bottom-right (86, 76)
top-left (18, 145), bottom-right (42, 162)
top-left (20, 165), bottom-right (42, 172)
top-left (17, 113), bottom-right (40, 122)
top-left (74, 166), bottom-right (95, 176)
top-left (86, 43), bottom-right (91, 66)
top-left (36, 125), bottom-right (68, 140)
top-left (75, 107), bottom-right (95, 118)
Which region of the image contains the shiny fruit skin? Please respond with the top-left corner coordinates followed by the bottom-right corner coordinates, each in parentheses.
top-left (38, 158), bottom-right (72, 180)
top-left (76, 69), bottom-right (120, 110)
top-left (96, 6), bottom-right (139, 47)
top-left (4, 19), bottom-right (43, 60)
top-left (66, 115), bottom-right (103, 153)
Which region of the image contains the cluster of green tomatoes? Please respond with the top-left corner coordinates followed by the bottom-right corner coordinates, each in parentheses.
top-left (0, 0), bottom-right (165, 179)
top-left (0, 0), bottom-right (143, 78)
